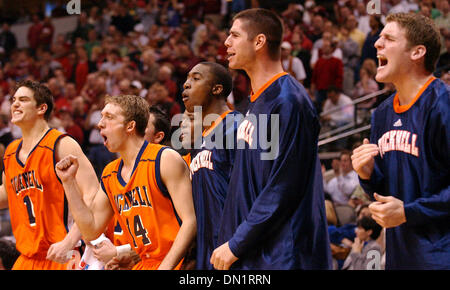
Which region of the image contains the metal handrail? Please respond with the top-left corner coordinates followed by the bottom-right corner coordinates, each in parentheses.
top-left (320, 88), bottom-right (389, 117)
top-left (318, 124), bottom-right (371, 147)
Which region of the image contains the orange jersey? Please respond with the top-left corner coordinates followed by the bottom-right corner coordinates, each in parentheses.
top-left (101, 141), bottom-right (182, 269)
top-left (182, 153), bottom-right (191, 166)
top-left (3, 129), bottom-right (69, 259)
top-left (105, 217), bottom-right (128, 246)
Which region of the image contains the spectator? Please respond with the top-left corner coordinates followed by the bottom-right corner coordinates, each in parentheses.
top-left (0, 23), bottom-right (17, 61)
top-left (228, 69), bottom-right (250, 114)
top-left (342, 216), bottom-right (382, 270)
top-left (72, 12), bottom-right (93, 42)
top-left (84, 29), bottom-right (101, 61)
top-left (345, 15), bottom-right (366, 52)
top-left (307, 14), bottom-right (325, 43)
top-left (146, 82), bottom-right (181, 120)
top-left (352, 66), bottom-right (379, 115)
top-left (338, 26), bottom-right (360, 96)
top-left (39, 17), bottom-right (54, 50)
top-left (59, 107), bottom-right (84, 146)
top-left (111, 4), bottom-right (135, 35)
top-left (27, 14), bottom-right (43, 52)
top-left (360, 15), bottom-right (384, 71)
top-left (75, 47), bottom-right (91, 93)
top-left (311, 40), bottom-right (344, 113)
top-left (324, 150), bottom-right (359, 207)
top-left (310, 31), bottom-right (343, 69)
top-left (355, 1), bottom-right (371, 36)
top-left (100, 48), bottom-right (123, 74)
top-left (434, 0), bottom-right (449, 40)
top-left (388, 0), bottom-right (413, 14)
top-left (157, 64), bottom-right (178, 101)
top-left (84, 94), bottom-right (116, 178)
top-left (139, 48), bottom-right (160, 87)
top-left (290, 28), bottom-right (313, 87)
top-left (281, 41), bottom-right (307, 84)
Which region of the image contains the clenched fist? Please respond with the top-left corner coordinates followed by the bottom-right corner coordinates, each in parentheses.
top-left (55, 155), bottom-right (79, 182)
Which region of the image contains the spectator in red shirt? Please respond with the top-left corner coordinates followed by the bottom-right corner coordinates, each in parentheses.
top-left (75, 47), bottom-right (90, 93)
top-left (27, 14), bottom-right (43, 52)
top-left (39, 17), bottom-right (54, 50)
top-left (311, 39), bottom-right (343, 113)
top-left (59, 107), bottom-right (84, 145)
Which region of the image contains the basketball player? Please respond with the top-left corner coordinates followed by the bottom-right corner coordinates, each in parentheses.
top-left (93, 106), bottom-right (172, 268)
top-left (210, 8), bottom-right (331, 270)
top-left (182, 62), bottom-right (240, 269)
top-left (55, 95), bottom-right (196, 270)
top-left (0, 80), bottom-right (99, 270)
top-left (351, 13), bottom-right (449, 269)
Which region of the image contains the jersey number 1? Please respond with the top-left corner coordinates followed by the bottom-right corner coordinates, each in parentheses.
top-left (23, 195), bottom-right (36, 226)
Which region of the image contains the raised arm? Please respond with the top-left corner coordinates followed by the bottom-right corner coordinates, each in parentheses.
top-left (55, 154), bottom-right (114, 242)
top-left (158, 148), bottom-right (196, 270)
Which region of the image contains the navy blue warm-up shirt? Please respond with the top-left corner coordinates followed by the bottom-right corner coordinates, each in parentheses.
top-left (190, 110), bottom-right (240, 269)
top-left (360, 77), bottom-right (450, 269)
top-left (217, 72), bottom-right (332, 269)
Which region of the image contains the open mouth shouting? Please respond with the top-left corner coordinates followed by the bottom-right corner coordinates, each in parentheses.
top-left (377, 54), bottom-right (388, 69)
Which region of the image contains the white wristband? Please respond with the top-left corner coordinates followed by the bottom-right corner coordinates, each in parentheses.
top-left (116, 244), bottom-right (132, 258)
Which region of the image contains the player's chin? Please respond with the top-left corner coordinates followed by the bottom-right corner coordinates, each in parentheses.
top-left (375, 71), bottom-right (388, 83)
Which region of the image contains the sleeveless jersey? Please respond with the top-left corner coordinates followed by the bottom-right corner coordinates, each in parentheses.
top-left (3, 128), bottom-right (69, 258)
top-left (101, 141), bottom-right (181, 269)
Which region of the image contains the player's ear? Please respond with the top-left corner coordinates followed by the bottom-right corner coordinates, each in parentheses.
top-left (410, 44), bottom-right (426, 61)
top-left (153, 131), bottom-right (165, 144)
top-left (211, 84), bottom-right (223, 98)
top-left (255, 34), bottom-right (266, 51)
top-left (126, 120), bottom-right (136, 133)
top-left (37, 103), bottom-right (48, 117)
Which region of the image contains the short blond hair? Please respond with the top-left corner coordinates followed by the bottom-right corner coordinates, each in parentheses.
top-left (105, 95), bottom-right (150, 137)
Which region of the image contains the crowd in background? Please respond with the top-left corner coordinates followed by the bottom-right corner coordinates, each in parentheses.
top-left (0, 0), bottom-right (449, 270)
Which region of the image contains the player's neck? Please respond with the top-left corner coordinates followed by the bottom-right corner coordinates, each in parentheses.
top-left (203, 100), bottom-right (230, 120)
top-left (120, 136), bottom-right (146, 169)
top-left (394, 71), bottom-right (434, 106)
top-left (246, 59), bottom-right (284, 95)
top-left (202, 100), bottom-right (230, 132)
top-left (20, 120), bottom-right (50, 151)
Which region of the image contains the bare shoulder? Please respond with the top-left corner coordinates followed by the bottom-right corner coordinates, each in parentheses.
top-left (160, 148), bottom-right (189, 177)
top-left (54, 135), bottom-right (85, 162)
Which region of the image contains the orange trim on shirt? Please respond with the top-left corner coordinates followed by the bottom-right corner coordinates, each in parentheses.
top-left (393, 76), bottom-right (436, 113)
top-left (250, 72), bottom-right (288, 103)
top-left (202, 110), bottom-right (232, 137)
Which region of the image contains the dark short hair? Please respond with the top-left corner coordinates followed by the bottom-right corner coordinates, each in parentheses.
top-left (149, 105), bottom-right (171, 144)
top-left (14, 80), bottom-right (54, 121)
top-left (386, 13), bottom-right (441, 73)
top-left (340, 150), bottom-right (351, 159)
top-left (199, 62), bottom-right (233, 100)
top-left (0, 238), bottom-right (20, 270)
top-left (233, 8), bottom-right (284, 61)
top-left (357, 216), bottom-right (382, 240)
top-left (327, 85), bottom-right (340, 94)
